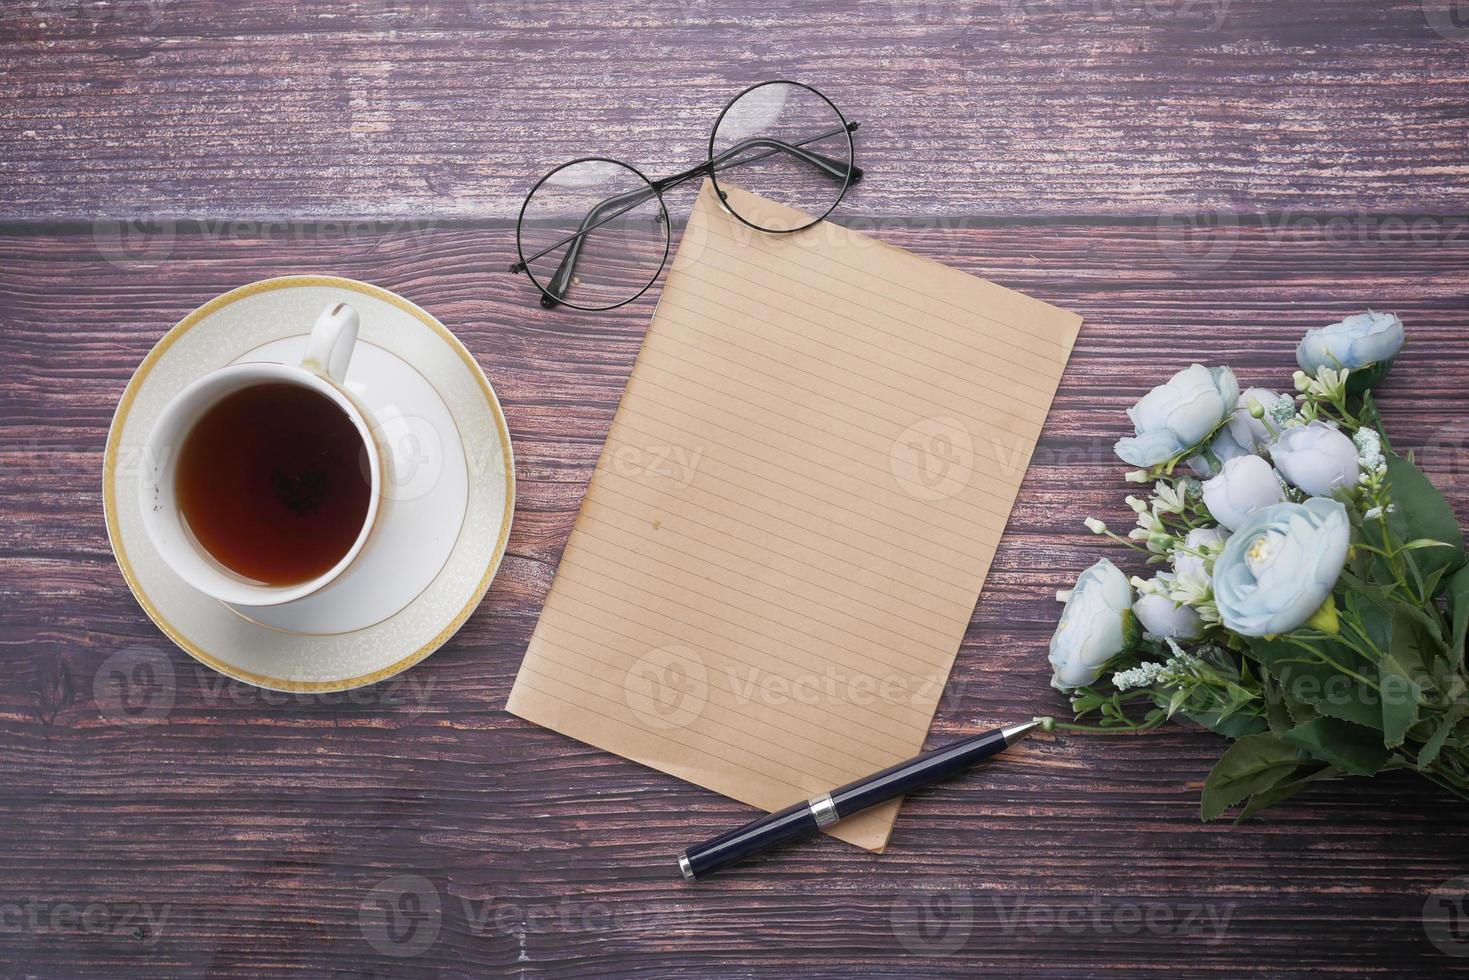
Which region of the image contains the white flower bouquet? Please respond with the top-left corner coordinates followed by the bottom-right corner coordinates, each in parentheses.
top-left (1041, 312), bottom-right (1469, 819)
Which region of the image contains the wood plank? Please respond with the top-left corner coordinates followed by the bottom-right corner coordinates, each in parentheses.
top-left (3, 0), bottom-right (1468, 220)
top-left (1, 217), bottom-right (1467, 975)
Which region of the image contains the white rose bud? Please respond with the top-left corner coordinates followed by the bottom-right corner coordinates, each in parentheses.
top-left (1133, 575), bottom-right (1204, 640)
top-left (1201, 455), bottom-right (1287, 531)
top-left (1048, 559), bottom-right (1135, 690)
top-left (1173, 526), bottom-right (1227, 580)
top-left (1270, 420), bottom-right (1360, 497)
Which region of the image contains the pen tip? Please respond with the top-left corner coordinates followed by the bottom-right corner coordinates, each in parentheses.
top-left (1000, 720), bottom-right (1041, 745)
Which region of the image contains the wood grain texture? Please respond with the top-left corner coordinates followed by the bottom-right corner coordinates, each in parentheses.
top-left (3, 1), bottom-right (1469, 220)
top-left (7, 2), bottom-right (1469, 975)
top-left (2, 215), bottom-right (1469, 977)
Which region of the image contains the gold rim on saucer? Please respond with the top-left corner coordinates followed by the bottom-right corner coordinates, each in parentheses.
top-left (102, 275), bottom-right (515, 692)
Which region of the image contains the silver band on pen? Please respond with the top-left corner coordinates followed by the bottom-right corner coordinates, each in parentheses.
top-left (807, 792), bottom-right (839, 828)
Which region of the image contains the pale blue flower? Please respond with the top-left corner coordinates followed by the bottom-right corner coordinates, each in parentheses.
top-left (1201, 454), bottom-right (1286, 531)
top-left (1133, 573), bottom-right (1204, 640)
top-left (1213, 499), bottom-right (1350, 637)
top-left (1271, 421), bottom-right (1359, 497)
top-left (1115, 364), bottom-right (1240, 468)
top-left (1296, 311), bottom-right (1404, 374)
top-left (1173, 526), bottom-right (1227, 580)
top-left (1049, 559), bottom-right (1134, 690)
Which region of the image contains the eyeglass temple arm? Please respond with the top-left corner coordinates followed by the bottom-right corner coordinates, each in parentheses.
top-left (522, 125), bottom-right (860, 309)
top-left (533, 183), bottom-right (659, 309)
top-left (700, 133), bottom-right (863, 187)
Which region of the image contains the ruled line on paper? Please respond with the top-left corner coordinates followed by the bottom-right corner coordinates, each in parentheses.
top-left (632, 334), bottom-right (1042, 472)
top-left (586, 444), bottom-right (1000, 582)
top-left (547, 536), bottom-right (960, 673)
top-left (655, 284), bottom-right (1063, 412)
top-left (507, 180), bottom-right (1083, 852)
top-left (526, 608), bottom-right (938, 748)
top-left (576, 501), bottom-right (965, 635)
top-left (655, 301), bottom-right (1057, 426)
top-left (602, 411), bottom-right (1015, 545)
top-left (578, 489), bottom-right (976, 616)
top-left (543, 561), bottom-right (961, 714)
top-left (525, 636), bottom-right (915, 774)
top-left (582, 464), bottom-right (993, 597)
top-left (657, 277), bottom-right (1062, 416)
top-left (687, 222), bottom-right (1075, 360)
top-left (621, 352), bottom-right (1040, 491)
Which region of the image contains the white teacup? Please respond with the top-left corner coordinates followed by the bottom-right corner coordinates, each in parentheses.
top-left (139, 302), bottom-right (384, 607)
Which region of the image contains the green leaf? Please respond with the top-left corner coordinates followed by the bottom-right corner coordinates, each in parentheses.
top-left (1389, 607), bottom-right (1431, 674)
top-left (1378, 663), bottom-right (1421, 750)
top-left (1285, 695), bottom-right (1317, 726)
top-left (1069, 689), bottom-right (1106, 714)
top-left (1400, 538), bottom-right (1459, 553)
top-left (1248, 636), bottom-right (1381, 730)
top-left (1379, 610), bottom-right (1431, 748)
top-left (1345, 359), bottom-right (1392, 395)
top-left (1445, 563), bottom-right (1469, 672)
top-left (1200, 733), bottom-right (1303, 821)
top-left (1384, 452), bottom-right (1465, 582)
top-left (1283, 718), bottom-right (1391, 776)
top-left (1423, 566), bottom-right (1448, 605)
top-left (1120, 607), bottom-right (1142, 647)
top-left (1236, 764), bottom-right (1340, 821)
top-left (1352, 593), bottom-right (1393, 653)
top-left (1184, 707), bottom-right (1269, 740)
top-left (1261, 673), bottom-right (1293, 735)
top-left (1416, 708), bottom-right (1462, 770)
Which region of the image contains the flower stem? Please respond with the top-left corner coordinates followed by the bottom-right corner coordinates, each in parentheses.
top-left (1038, 717), bottom-right (1166, 735)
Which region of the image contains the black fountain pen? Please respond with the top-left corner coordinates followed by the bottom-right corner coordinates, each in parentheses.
top-left (677, 720), bottom-right (1040, 881)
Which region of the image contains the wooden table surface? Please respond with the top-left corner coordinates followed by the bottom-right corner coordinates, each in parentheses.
top-left (3, 2), bottom-right (1469, 977)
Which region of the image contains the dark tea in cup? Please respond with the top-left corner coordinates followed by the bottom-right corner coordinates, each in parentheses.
top-left (175, 382), bottom-right (372, 586)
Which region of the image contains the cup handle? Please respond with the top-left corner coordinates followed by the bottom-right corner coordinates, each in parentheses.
top-left (301, 302), bottom-right (360, 383)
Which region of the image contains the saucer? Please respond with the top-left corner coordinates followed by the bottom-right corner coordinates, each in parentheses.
top-left (103, 275), bottom-right (515, 692)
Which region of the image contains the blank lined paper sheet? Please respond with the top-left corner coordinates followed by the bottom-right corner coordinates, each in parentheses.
top-left (507, 181), bottom-right (1083, 850)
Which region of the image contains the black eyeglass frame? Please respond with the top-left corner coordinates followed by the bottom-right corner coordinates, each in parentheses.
top-left (510, 80), bottom-right (861, 312)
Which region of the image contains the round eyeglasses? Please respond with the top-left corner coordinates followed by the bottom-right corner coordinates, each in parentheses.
top-left (511, 80), bottom-right (861, 312)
